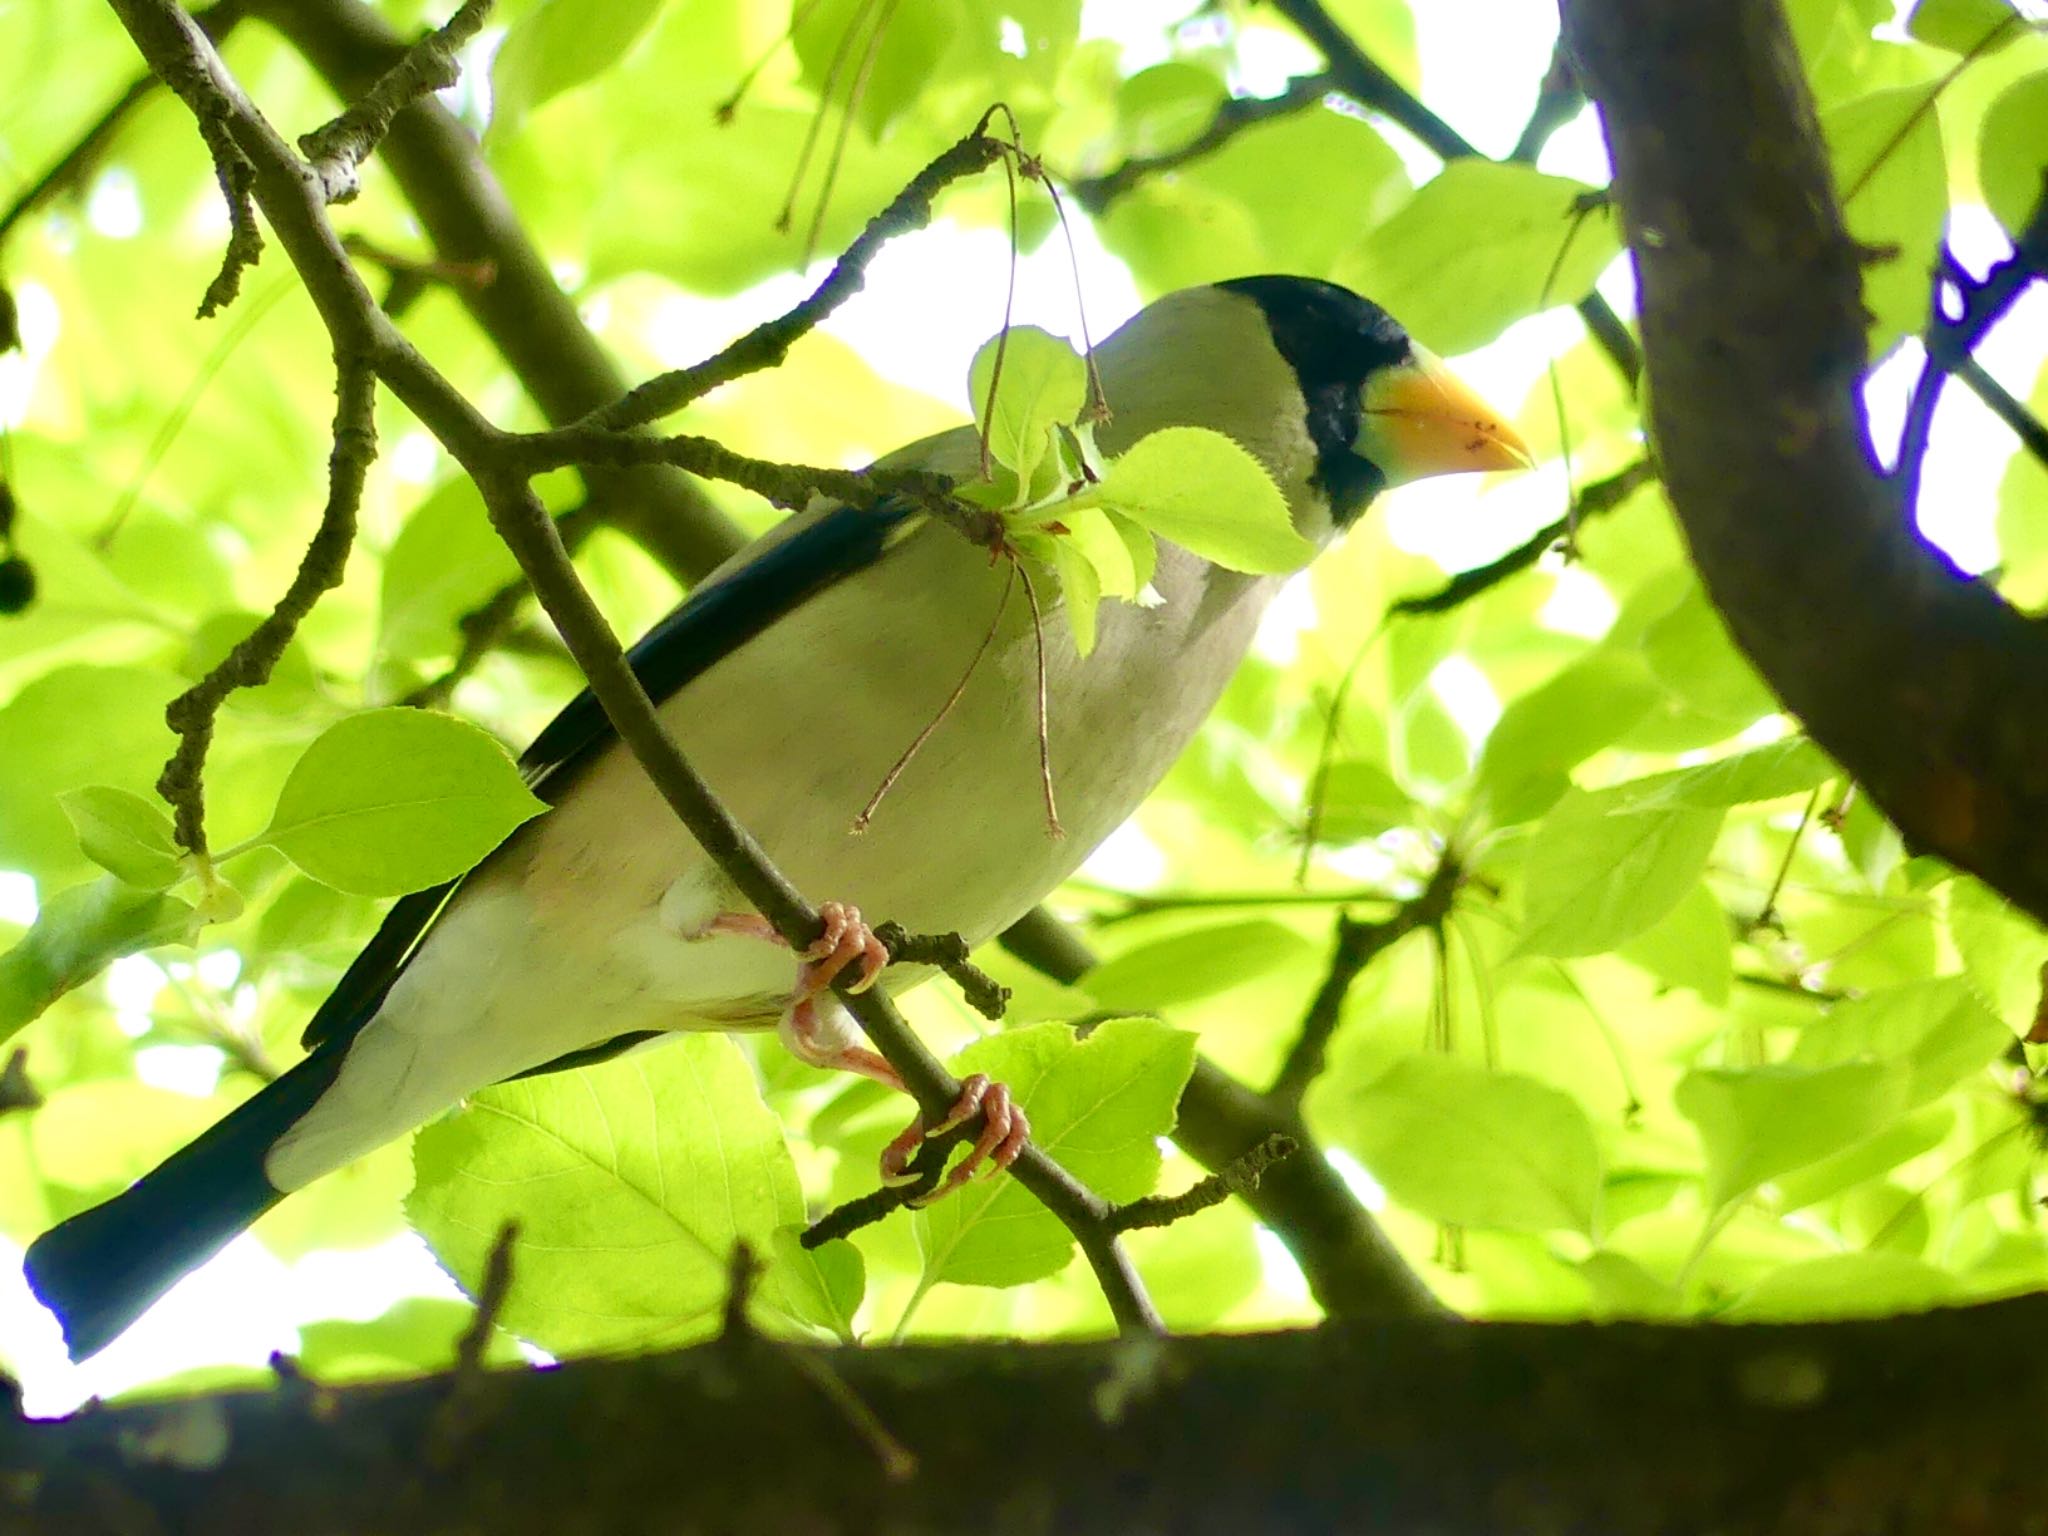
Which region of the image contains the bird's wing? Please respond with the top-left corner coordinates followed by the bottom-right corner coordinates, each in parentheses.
top-left (299, 494), bottom-right (920, 1052)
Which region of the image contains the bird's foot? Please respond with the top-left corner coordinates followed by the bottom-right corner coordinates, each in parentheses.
top-left (701, 900), bottom-right (889, 998)
top-left (720, 902), bottom-right (1027, 1202)
top-left (879, 1073), bottom-right (1030, 1204)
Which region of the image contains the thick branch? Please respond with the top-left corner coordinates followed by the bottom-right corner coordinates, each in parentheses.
top-left (19, 1300), bottom-right (2048, 1531)
top-left (1563, 0), bottom-right (2048, 924)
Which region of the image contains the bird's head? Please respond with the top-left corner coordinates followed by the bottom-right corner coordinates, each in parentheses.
top-left (1219, 274), bottom-right (1533, 523)
top-left (1094, 275), bottom-right (1533, 548)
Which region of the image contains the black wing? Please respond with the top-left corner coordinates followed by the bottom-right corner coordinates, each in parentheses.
top-left (301, 497), bottom-right (917, 1051)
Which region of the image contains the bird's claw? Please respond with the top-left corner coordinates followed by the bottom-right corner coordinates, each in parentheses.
top-left (799, 901), bottom-right (889, 998)
top-left (878, 1073), bottom-right (1030, 1203)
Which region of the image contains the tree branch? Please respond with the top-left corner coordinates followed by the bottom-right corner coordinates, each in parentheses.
top-left (27, 1296), bottom-right (2048, 1529)
top-left (1268, 854), bottom-right (1462, 1109)
top-left (998, 908), bottom-right (1445, 1318)
top-left (1560, 1), bottom-right (2048, 922)
top-left (107, 0), bottom-right (1159, 1338)
top-left (248, 0), bottom-right (750, 581)
top-left (1269, 0), bottom-right (1641, 388)
top-left (1069, 73), bottom-right (1336, 217)
top-left (155, 355), bottom-right (376, 853)
top-left (1896, 229), bottom-right (2048, 515)
top-left (1386, 456), bottom-right (1655, 618)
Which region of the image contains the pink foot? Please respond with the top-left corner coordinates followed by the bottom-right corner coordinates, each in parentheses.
top-left (878, 1074), bottom-right (1031, 1203)
top-left (708, 903), bottom-right (1027, 1202)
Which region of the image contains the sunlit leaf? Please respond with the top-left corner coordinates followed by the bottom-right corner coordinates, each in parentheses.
top-left (967, 325), bottom-right (1086, 486)
top-left (1094, 427), bottom-right (1311, 573)
top-left (1338, 1055), bottom-right (1604, 1237)
top-left (1085, 919), bottom-right (1316, 1012)
top-left (259, 709), bottom-right (545, 897)
top-left (493, 0), bottom-right (668, 135)
top-left (58, 785), bottom-right (182, 890)
top-left (1517, 789), bottom-right (1724, 958)
top-left (0, 877), bottom-right (194, 1045)
top-left (1341, 161), bottom-right (1621, 356)
top-left (915, 1019), bottom-right (1196, 1288)
top-left (1676, 1060), bottom-right (1910, 1207)
top-left (410, 1036), bottom-right (807, 1354)
top-left (1979, 69), bottom-right (2048, 244)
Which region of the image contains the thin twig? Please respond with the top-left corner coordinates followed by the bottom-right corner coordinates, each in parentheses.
top-left (453, 1220), bottom-right (519, 1375)
top-left (1270, 854), bottom-right (1463, 1109)
top-left (870, 921), bottom-right (1010, 1021)
top-left (591, 121), bottom-right (1006, 433)
top-left (1955, 355), bottom-right (2048, 475)
top-left (156, 356), bottom-right (377, 854)
top-left (1894, 189), bottom-right (2048, 519)
top-left (1387, 457), bottom-right (1656, 618)
top-left (1071, 72), bottom-right (1335, 215)
top-left (1509, 39), bottom-right (1584, 164)
top-left (297, 0), bottom-right (492, 203)
top-left (1108, 1134), bottom-right (1298, 1232)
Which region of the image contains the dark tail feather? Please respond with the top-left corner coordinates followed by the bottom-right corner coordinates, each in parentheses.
top-left (25, 1047), bottom-right (345, 1361)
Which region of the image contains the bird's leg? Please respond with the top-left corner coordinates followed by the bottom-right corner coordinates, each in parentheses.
top-left (706, 902), bottom-right (1030, 1200)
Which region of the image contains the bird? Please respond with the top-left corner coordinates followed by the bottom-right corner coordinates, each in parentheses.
top-left (25, 275), bottom-right (1531, 1360)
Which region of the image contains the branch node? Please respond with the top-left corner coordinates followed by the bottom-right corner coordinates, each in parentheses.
top-left (871, 921), bottom-right (1010, 1020)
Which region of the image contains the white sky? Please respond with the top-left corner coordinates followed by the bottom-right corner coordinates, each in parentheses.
top-left (7, 1), bottom-right (2048, 1412)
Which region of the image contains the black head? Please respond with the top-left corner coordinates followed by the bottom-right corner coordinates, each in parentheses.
top-left (1217, 275), bottom-right (1414, 527)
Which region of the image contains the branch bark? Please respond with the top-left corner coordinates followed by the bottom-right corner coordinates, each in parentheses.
top-left (1562, 0), bottom-right (2048, 924)
top-left (248, 0), bottom-right (750, 579)
top-left (13, 1297), bottom-right (2048, 1532)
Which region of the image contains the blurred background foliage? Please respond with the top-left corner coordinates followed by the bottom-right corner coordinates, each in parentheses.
top-left (2, 0), bottom-right (2048, 1406)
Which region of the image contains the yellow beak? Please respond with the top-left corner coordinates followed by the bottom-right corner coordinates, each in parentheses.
top-left (1357, 345), bottom-right (1535, 485)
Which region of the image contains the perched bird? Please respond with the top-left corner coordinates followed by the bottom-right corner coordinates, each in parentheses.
top-left (26, 276), bottom-right (1529, 1359)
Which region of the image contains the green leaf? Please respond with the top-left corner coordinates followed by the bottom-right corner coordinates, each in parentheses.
top-left (1085, 919), bottom-right (1315, 1013)
top-left (1980, 69), bottom-right (2048, 245)
top-left (1517, 788), bottom-right (1724, 958)
top-left (1640, 585), bottom-right (1777, 726)
top-left (915, 1019), bottom-right (1197, 1288)
top-left (378, 479), bottom-right (521, 663)
top-left (1337, 1055), bottom-right (1603, 1237)
top-left (769, 1228), bottom-right (864, 1342)
top-left (0, 877), bottom-right (195, 1044)
top-left (1946, 877), bottom-right (2048, 1028)
top-left (967, 325), bottom-right (1086, 486)
top-left (1598, 738), bottom-right (1834, 814)
top-left (1907, 0), bottom-right (2023, 55)
top-left (1676, 1060), bottom-right (1910, 1207)
top-left (1824, 86), bottom-right (1948, 352)
top-left (1306, 759), bottom-right (1414, 844)
top-left (0, 665), bottom-right (180, 887)
top-left (259, 709), bottom-right (545, 897)
top-left (492, 0), bottom-right (667, 135)
top-left (1114, 62), bottom-right (1229, 159)
top-left (1051, 530), bottom-right (1102, 657)
top-left (1340, 160), bottom-right (1621, 356)
top-left (1476, 651), bottom-right (1663, 819)
top-left (1616, 881), bottom-right (1734, 1004)
top-left (1058, 506), bottom-right (1140, 599)
top-left (409, 1036), bottom-right (806, 1355)
top-left (1789, 977), bottom-right (2010, 1108)
top-left (59, 786), bottom-right (182, 890)
top-left (1094, 427), bottom-right (1311, 574)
